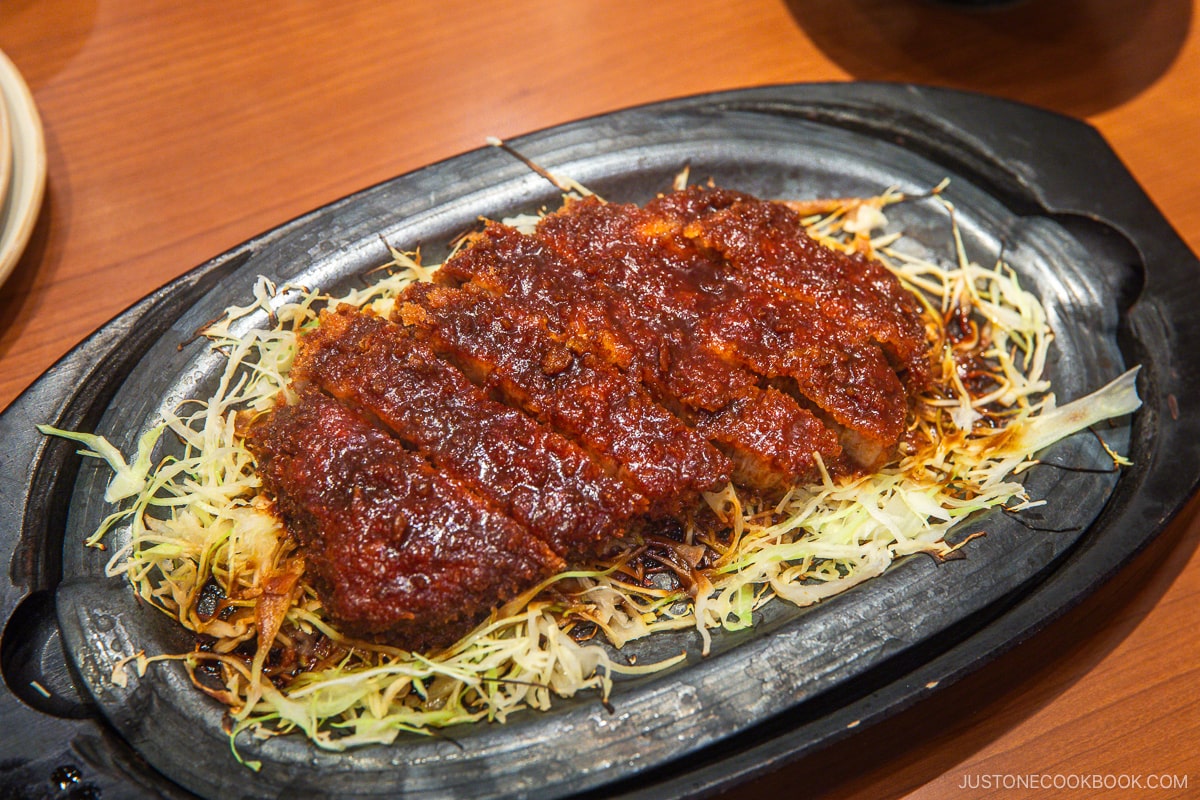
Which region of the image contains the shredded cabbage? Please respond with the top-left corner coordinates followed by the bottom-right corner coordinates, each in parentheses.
top-left (42, 180), bottom-right (1140, 758)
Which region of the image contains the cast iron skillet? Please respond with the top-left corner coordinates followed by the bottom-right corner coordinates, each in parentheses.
top-left (1, 83), bottom-right (1196, 798)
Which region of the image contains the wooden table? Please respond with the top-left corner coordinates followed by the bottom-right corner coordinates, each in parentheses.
top-left (1, 1), bottom-right (1196, 796)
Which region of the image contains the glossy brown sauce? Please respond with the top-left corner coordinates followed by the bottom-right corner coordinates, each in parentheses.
top-left (247, 186), bottom-right (933, 650)
top-left (248, 389), bottom-right (561, 650)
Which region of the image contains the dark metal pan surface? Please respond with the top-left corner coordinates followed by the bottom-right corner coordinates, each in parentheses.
top-left (1, 83), bottom-right (1197, 799)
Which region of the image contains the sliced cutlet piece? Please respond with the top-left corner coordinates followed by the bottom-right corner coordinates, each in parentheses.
top-left (692, 387), bottom-right (847, 490)
top-left (439, 222), bottom-right (842, 490)
top-left (437, 222), bottom-right (683, 392)
top-left (674, 194), bottom-right (933, 392)
top-left (394, 281), bottom-right (732, 515)
top-left (246, 389), bottom-right (563, 652)
top-left (291, 306), bottom-right (644, 560)
top-left (696, 288), bottom-right (908, 469)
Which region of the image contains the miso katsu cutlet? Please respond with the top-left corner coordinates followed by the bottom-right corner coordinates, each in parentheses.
top-left (245, 185), bottom-right (935, 651)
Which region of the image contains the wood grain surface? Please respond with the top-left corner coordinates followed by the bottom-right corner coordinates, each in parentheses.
top-left (1, 1), bottom-right (1197, 797)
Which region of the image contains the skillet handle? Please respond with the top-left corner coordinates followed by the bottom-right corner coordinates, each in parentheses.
top-left (0, 246), bottom-right (252, 797)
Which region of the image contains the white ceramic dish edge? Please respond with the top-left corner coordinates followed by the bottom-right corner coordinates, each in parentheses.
top-left (0, 48), bottom-right (47, 291)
